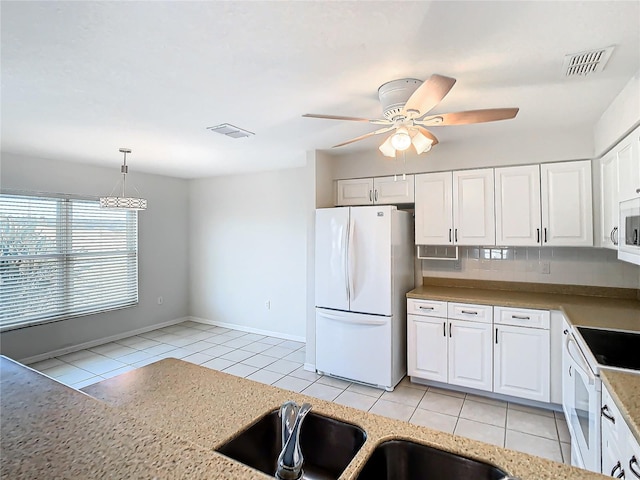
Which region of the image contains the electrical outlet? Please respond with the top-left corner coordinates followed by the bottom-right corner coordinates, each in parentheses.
top-left (265, 300), bottom-right (271, 310)
top-left (540, 262), bottom-right (551, 274)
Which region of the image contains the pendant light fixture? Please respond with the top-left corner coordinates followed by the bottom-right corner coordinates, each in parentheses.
top-left (100, 148), bottom-right (147, 210)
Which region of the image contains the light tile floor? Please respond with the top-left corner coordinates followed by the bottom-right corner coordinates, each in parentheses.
top-left (27, 320), bottom-right (571, 464)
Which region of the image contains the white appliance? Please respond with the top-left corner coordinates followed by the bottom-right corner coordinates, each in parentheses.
top-left (561, 320), bottom-right (601, 472)
top-left (315, 205), bottom-right (414, 391)
top-left (619, 197), bottom-right (640, 266)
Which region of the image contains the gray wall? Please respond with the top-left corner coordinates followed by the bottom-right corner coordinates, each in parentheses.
top-left (0, 153), bottom-right (190, 360)
top-left (189, 167), bottom-right (308, 340)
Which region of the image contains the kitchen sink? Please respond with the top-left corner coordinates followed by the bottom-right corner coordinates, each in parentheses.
top-left (355, 439), bottom-right (509, 480)
top-left (577, 327), bottom-right (640, 371)
top-left (216, 409), bottom-right (367, 480)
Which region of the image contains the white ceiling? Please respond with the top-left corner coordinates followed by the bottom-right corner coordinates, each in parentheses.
top-left (2, 1), bottom-right (639, 179)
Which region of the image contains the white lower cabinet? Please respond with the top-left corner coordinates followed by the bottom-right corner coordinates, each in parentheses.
top-left (408, 299), bottom-right (554, 402)
top-left (407, 300), bottom-right (493, 392)
top-left (407, 314), bottom-right (447, 382)
top-left (448, 319), bottom-right (493, 391)
top-left (601, 383), bottom-right (640, 479)
top-left (493, 306), bottom-right (550, 402)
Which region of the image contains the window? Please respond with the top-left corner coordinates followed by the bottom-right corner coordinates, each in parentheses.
top-left (0, 193), bottom-right (138, 331)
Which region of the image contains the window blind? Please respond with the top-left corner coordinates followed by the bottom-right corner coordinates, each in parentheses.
top-left (0, 194), bottom-right (138, 331)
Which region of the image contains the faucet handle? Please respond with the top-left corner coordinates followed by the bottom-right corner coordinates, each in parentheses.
top-left (279, 401), bottom-right (300, 446)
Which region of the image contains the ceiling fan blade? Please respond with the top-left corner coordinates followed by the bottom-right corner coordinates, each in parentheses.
top-left (403, 74), bottom-right (457, 117)
top-left (332, 126), bottom-right (395, 148)
top-left (303, 113), bottom-right (392, 125)
top-left (415, 127), bottom-right (439, 146)
top-left (421, 108), bottom-right (520, 126)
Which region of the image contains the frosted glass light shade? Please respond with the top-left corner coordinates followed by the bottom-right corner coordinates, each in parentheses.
top-left (390, 128), bottom-right (411, 151)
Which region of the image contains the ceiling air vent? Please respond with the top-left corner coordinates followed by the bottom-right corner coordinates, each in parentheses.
top-left (562, 46), bottom-right (615, 78)
top-left (206, 123), bottom-right (254, 138)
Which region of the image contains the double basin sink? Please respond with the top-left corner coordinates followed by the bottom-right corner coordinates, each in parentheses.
top-left (216, 408), bottom-right (511, 480)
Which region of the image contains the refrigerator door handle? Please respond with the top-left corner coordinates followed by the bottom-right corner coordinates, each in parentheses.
top-left (343, 222), bottom-right (350, 302)
top-left (318, 311), bottom-right (388, 326)
top-left (347, 213), bottom-right (355, 302)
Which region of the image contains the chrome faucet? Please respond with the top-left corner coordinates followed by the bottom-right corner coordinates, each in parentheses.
top-left (276, 401), bottom-right (312, 480)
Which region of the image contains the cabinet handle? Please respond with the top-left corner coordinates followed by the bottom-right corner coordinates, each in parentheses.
top-left (563, 329), bottom-right (568, 335)
top-left (374, 189), bottom-right (378, 202)
top-left (461, 310), bottom-right (478, 315)
top-left (569, 365), bottom-right (572, 377)
top-left (369, 190), bottom-right (373, 202)
top-left (601, 405), bottom-right (616, 424)
top-left (495, 327), bottom-right (498, 344)
top-left (511, 315), bottom-right (530, 320)
top-left (418, 306), bottom-right (434, 310)
top-left (613, 226), bottom-right (619, 246)
top-left (611, 461), bottom-right (625, 479)
top-left (443, 322), bottom-right (446, 337)
top-left (449, 323), bottom-right (452, 337)
top-left (537, 228), bottom-right (540, 243)
top-left (636, 188), bottom-right (640, 194)
top-left (454, 228), bottom-right (458, 243)
top-left (630, 456), bottom-right (640, 479)
top-left (449, 228), bottom-right (452, 243)
top-left (544, 227), bottom-right (548, 243)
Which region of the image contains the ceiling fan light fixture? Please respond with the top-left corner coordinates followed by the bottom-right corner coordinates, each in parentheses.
top-left (390, 128), bottom-right (412, 151)
top-left (379, 136), bottom-right (396, 158)
top-left (411, 130), bottom-right (433, 155)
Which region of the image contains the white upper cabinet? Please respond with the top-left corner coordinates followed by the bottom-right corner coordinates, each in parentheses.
top-left (373, 175), bottom-right (415, 205)
top-left (335, 176), bottom-right (414, 206)
top-left (415, 172), bottom-right (454, 245)
top-left (617, 126), bottom-right (640, 202)
top-left (495, 165), bottom-right (542, 246)
top-left (600, 151), bottom-right (619, 249)
top-left (540, 160), bottom-right (593, 246)
top-left (415, 169), bottom-right (494, 246)
top-left (335, 178), bottom-right (374, 206)
top-left (453, 169), bottom-right (496, 246)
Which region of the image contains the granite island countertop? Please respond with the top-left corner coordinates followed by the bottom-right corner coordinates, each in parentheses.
top-left (78, 357), bottom-right (608, 480)
top-left (406, 281), bottom-right (640, 446)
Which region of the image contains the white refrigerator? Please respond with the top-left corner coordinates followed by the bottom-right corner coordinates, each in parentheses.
top-left (315, 205), bottom-right (414, 391)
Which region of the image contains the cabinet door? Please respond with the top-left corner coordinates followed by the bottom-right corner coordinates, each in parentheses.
top-left (495, 165), bottom-right (542, 246)
top-left (600, 151), bottom-right (619, 249)
top-left (494, 325), bottom-right (550, 402)
top-left (541, 160), bottom-right (593, 246)
top-left (407, 314), bottom-right (448, 382)
top-left (618, 130), bottom-right (640, 202)
top-left (448, 319), bottom-right (492, 391)
top-left (414, 172), bottom-right (453, 245)
top-left (453, 168), bottom-right (496, 246)
top-left (335, 178), bottom-right (374, 206)
top-left (373, 175), bottom-right (415, 204)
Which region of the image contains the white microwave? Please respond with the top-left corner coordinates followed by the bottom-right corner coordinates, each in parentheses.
top-left (619, 197), bottom-right (640, 266)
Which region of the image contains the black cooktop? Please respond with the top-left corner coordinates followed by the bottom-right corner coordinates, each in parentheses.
top-left (577, 327), bottom-right (640, 371)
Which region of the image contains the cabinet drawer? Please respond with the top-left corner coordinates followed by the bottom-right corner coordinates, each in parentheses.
top-left (447, 302), bottom-right (492, 323)
top-left (494, 306), bottom-right (550, 329)
top-left (601, 384), bottom-right (624, 443)
top-left (407, 298), bottom-right (447, 318)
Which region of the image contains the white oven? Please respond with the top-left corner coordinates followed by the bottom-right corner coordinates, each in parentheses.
top-left (562, 321), bottom-right (601, 472)
top-left (619, 197), bottom-right (640, 266)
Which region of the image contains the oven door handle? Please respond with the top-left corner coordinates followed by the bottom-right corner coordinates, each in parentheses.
top-left (565, 334), bottom-right (596, 385)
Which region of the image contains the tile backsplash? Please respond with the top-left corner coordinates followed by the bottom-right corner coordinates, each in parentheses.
top-left (421, 247), bottom-right (640, 289)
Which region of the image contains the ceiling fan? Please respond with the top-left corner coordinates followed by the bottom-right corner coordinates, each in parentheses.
top-left (303, 75), bottom-right (519, 157)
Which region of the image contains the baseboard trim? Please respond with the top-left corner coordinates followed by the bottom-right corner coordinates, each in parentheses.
top-left (303, 363), bottom-right (316, 373)
top-left (189, 316), bottom-right (306, 343)
top-left (19, 317), bottom-right (190, 365)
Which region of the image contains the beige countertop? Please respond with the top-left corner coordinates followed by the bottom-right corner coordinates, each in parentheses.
top-left (407, 282), bottom-right (640, 447)
top-left (79, 357), bottom-right (607, 480)
top-left (0, 356), bottom-right (267, 480)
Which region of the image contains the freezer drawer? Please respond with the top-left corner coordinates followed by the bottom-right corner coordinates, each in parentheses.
top-left (315, 308), bottom-right (392, 388)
